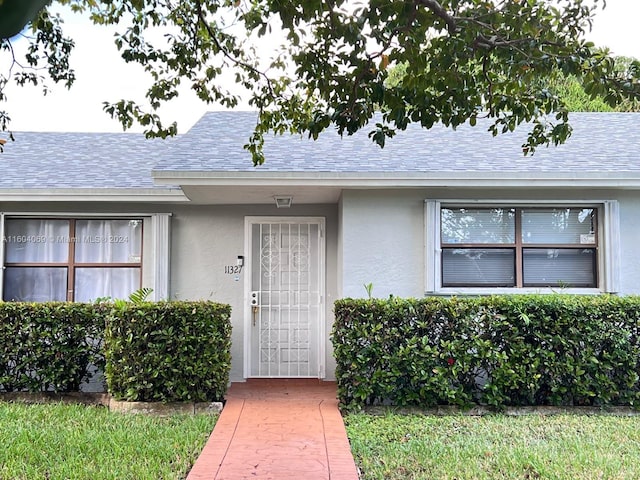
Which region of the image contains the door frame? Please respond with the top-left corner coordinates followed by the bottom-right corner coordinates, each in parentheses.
top-left (243, 216), bottom-right (326, 379)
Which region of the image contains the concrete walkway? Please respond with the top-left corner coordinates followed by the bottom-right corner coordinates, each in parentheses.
top-left (187, 379), bottom-right (360, 480)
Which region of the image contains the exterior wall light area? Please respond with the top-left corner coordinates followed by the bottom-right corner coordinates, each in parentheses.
top-left (274, 196), bottom-right (293, 208)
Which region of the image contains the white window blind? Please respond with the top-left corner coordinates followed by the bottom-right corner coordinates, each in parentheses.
top-left (439, 206), bottom-right (598, 289)
top-left (522, 249), bottom-right (596, 287)
top-left (521, 208), bottom-right (595, 244)
top-left (442, 248), bottom-right (515, 286)
top-left (441, 208), bottom-right (515, 244)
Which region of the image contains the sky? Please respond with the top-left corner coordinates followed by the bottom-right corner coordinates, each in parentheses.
top-left (2, 0), bottom-right (639, 134)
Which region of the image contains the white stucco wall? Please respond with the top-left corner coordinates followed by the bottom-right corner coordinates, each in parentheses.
top-left (616, 192), bottom-right (640, 295)
top-left (338, 188), bottom-right (640, 299)
top-left (168, 204), bottom-right (339, 382)
top-left (339, 190), bottom-right (426, 298)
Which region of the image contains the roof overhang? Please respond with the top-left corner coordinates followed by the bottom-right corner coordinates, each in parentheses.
top-left (152, 170), bottom-right (640, 204)
top-left (0, 188), bottom-right (189, 203)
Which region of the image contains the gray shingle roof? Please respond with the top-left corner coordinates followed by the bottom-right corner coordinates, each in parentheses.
top-left (154, 111), bottom-right (640, 174)
top-left (2, 112), bottom-right (639, 192)
top-left (0, 131), bottom-right (173, 189)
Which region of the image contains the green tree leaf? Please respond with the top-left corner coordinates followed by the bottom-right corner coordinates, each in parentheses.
top-left (1, 0), bottom-right (639, 164)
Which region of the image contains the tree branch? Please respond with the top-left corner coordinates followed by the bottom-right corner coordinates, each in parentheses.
top-left (193, 0), bottom-right (275, 97)
top-left (415, 0), bottom-right (457, 34)
top-left (482, 53), bottom-right (494, 115)
top-left (368, 3), bottom-right (417, 62)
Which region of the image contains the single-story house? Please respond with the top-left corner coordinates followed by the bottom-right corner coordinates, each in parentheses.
top-left (1, 111), bottom-right (639, 382)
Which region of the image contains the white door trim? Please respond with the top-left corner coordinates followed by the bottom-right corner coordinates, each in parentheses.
top-left (243, 216), bottom-right (326, 379)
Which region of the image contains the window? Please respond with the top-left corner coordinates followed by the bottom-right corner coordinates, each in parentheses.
top-left (440, 207), bottom-right (597, 288)
top-left (3, 218), bottom-right (143, 301)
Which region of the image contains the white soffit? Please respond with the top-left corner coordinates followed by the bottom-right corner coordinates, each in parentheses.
top-left (179, 185), bottom-right (342, 204)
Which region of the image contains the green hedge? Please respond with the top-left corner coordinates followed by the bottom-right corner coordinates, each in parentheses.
top-left (333, 295), bottom-right (640, 409)
top-left (0, 303), bottom-right (106, 392)
top-left (0, 301), bottom-right (232, 401)
top-left (105, 301), bottom-right (232, 402)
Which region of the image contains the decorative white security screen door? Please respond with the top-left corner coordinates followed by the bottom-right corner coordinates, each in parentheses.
top-left (245, 217), bottom-right (325, 378)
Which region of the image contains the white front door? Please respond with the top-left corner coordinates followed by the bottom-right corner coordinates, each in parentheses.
top-left (245, 217), bottom-right (325, 378)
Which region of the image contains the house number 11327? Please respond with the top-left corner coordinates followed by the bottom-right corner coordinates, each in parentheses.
top-left (224, 265), bottom-right (243, 274)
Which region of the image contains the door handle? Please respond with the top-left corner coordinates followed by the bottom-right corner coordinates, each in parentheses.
top-left (250, 291), bottom-right (259, 326)
top-left (252, 305), bottom-right (259, 326)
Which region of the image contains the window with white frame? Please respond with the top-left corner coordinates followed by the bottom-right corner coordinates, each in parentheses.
top-left (2, 218), bottom-right (143, 302)
top-left (441, 207), bottom-right (597, 288)
top-left (425, 201), bottom-right (620, 293)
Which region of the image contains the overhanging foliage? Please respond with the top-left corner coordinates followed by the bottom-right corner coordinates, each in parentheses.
top-left (1, 0), bottom-right (640, 162)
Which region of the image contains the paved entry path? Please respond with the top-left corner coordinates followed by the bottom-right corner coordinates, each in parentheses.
top-left (187, 379), bottom-right (360, 480)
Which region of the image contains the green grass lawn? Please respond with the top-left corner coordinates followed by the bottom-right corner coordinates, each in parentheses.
top-left (0, 402), bottom-right (216, 480)
top-left (346, 413), bottom-right (640, 480)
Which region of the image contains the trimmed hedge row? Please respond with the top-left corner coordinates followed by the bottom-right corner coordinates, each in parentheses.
top-left (0, 303), bottom-right (106, 393)
top-left (105, 302), bottom-right (232, 402)
top-left (0, 301), bottom-right (232, 402)
top-left (333, 295), bottom-right (640, 409)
